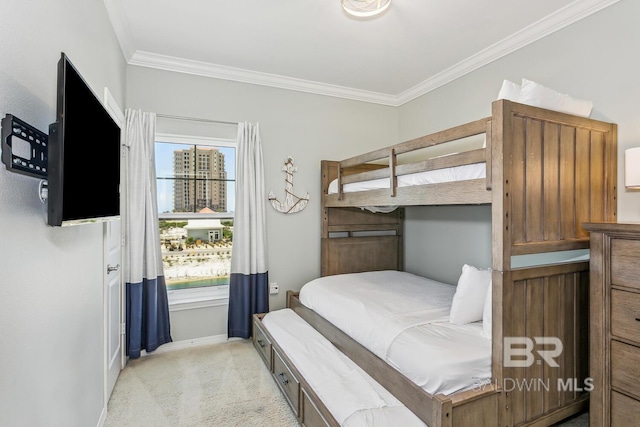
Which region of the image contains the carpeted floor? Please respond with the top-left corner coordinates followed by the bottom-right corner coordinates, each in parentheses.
top-left (104, 340), bottom-right (298, 427)
top-left (105, 340), bottom-right (588, 427)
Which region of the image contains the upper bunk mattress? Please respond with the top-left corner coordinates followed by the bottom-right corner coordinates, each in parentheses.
top-left (263, 308), bottom-right (426, 427)
top-left (328, 162), bottom-right (485, 194)
top-left (298, 270), bottom-right (491, 395)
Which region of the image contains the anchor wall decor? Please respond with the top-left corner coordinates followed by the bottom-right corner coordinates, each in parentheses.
top-left (268, 156), bottom-right (309, 214)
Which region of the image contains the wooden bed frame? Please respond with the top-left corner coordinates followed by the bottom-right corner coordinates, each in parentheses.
top-left (268, 100), bottom-right (617, 427)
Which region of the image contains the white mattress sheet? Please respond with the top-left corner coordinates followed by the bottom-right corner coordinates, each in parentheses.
top-left (328, 162), bottom-right (486, 194)
top-left (298, 271), bottom-right (492, 395)
top-left (299, 271), bottom-right (456, 358)
top-left (262, 309), bottom-right (426, 427)
top-left (388, 321), bottom-right (491, 395)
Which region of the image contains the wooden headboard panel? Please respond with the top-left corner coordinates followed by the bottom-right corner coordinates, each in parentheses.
top-left (495, 102), bottom-right (618, 258)
top-left (322, 235), bottom-right (402, 276)
top-left (321, 206), bottom-right (403, 276)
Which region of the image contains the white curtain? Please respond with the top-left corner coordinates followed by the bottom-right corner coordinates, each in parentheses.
top-left (228, 122), bottom-right (269, 338)
top-left (123, 109), bottom-right (171, 358)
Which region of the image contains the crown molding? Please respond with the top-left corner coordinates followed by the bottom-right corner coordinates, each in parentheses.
top-left (129, 51), bottom-right (399, 106)
top-left (396, 0), bottom-right (621, 105)
top-left (119, 0), bottom-right (620, 107)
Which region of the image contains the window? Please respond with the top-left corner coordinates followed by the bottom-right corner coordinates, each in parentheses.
top-left (155, 134), bottom-right (235, 306)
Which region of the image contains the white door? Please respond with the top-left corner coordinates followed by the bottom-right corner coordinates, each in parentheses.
top-left (102, 86), bottom-right (125, 401)
top-left (104, 219), bottom-right (123, 400)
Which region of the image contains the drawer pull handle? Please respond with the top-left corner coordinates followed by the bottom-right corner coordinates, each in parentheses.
top-left (257, 339), bottom-right (265, 348)
top-left (636, 318), bottom-right (640, 322)
top-left (278, 372), bottom-right (289, 386)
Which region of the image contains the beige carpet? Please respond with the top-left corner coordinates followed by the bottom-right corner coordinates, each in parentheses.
top-left (104, 340), bottom-right (298, 427)
top-left (105, 340), bottom-right (588, 427)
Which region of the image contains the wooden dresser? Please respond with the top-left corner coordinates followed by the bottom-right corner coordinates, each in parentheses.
top-left (584, 222), bottom-right (640, 427)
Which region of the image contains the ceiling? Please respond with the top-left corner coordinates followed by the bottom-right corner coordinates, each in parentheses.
top-left (104, 0), bottom-right (619, 106)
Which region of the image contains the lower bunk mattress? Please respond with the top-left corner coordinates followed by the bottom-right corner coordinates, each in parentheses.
top-left (298, 270), bottom-right (492, 395)
top-left (262, 308), bottom-right (426, 427)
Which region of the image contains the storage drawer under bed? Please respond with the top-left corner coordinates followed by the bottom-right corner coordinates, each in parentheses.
top-left (252, 312), bottom-right (341, 427)
top-left (253, 316), bottom-right (272, 368)
top-left (273, 348), bottom-right (301, 417)
top-left (301, 389), bottom-right (331, 427)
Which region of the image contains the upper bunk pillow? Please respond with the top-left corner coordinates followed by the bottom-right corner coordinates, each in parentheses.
top-left (482, 280), bottom-right (492, 339)
top-left (449, 264), bottom-right (492, 325)
top-left (497, 79), bottom-right (521, 101)
top-left (517, 78), bottom-right (593, 117)
top-left (484, 79), bottom-right (521, 148)
top-left (485, 78), bottom-right (592, 149)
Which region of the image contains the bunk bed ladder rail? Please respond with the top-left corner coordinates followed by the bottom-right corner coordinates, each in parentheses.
top-left (485, 119), bottom-right (493, 191)
top-left (389, 148), bottom-right (397, 197)
top-left (336, 162), bottom-right (342, 200)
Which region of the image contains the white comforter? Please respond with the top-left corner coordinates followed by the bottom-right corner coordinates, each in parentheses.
top-left (298, 270), bottom-right (491, 395)
top-left (388, 321), bottom-right (491, 395)
top-left (299, 271), bottom-right (455, 358)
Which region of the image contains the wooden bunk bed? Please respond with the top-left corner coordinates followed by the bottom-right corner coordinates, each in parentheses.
top-left (258, 99), bottom-right (618, 427)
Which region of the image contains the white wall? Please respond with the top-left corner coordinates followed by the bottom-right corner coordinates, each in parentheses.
top-left (0, 1), bottom-right (126, 426)
top-left (126, 66), bottom-right (398, 340)
top-left (405, 206), bottom-right (492, 285)
top-left (402, 0), bottom-right (640, 282)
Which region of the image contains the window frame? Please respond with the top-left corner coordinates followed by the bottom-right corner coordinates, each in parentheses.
top-left (155, 132), bottom-right (236, 308)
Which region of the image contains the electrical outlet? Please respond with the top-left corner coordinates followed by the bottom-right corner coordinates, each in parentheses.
top-left (269, 282), bottom-right (279, 294)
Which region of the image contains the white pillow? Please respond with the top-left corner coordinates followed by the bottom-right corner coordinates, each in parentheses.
top-left (517, 78), bottom-right (593, 117)
top-left (482, 280), bottom-right (492, 339)
top-left (484, 79), bottom-right (522, 148)
top-left (497, 79), bottom-right (521, 101)
top-left (449, 264), bottom-right (492, 325)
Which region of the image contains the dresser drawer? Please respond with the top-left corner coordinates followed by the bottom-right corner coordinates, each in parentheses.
top-left (273, 348), bottom-right (300, 416)
top-left (253, 319), bottom-right (272, 368)
top-left (611, 238), bottom-right (640, 290)
top-left (611, 340), bottom-right (640, 398)
top-left (611, 289), bottom-right (640, 344)
top-left (611, 391), bottom-right (640, 427)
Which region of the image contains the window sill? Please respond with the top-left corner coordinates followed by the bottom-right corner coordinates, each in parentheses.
top-left (168, 285), bottom-right (229, 312)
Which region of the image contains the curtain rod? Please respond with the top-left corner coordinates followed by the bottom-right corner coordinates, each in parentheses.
top-left (156, 113), bottom-right (238, 126)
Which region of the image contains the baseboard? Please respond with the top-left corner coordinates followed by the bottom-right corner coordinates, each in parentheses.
top-left (142, 334), bottom-right (247, 355)
top-left (96, 405), bottom-right (107, 427)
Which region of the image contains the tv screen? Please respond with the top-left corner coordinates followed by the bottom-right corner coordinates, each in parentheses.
top-left (48, 53), bottom-right (121, 226)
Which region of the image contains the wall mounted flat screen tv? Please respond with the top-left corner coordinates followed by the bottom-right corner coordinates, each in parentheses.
top-left (48, 52), bottom-right (121, 226)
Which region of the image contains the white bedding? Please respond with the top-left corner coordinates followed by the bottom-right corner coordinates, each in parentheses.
top-left (328, 162), bottom-right (486, 195)
top-left (388, 321), bottom-right (491, 395)
top-left (262, 309), bottom-right (426, 427)
top-left (299, 271), bottom-right (455, 358)
top-left (298, 270), bottom-right (492, 395)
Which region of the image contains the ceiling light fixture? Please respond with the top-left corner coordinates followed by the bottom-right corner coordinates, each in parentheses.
top-left (342, 0), bottom-right (391, 18)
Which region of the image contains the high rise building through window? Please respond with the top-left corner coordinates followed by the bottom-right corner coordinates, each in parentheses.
top-left (172, 146), bottom-right (227, 212)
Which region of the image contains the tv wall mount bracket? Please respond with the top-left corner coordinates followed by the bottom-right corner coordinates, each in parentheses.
top-left (1, 114), bottom-right (49, 179)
